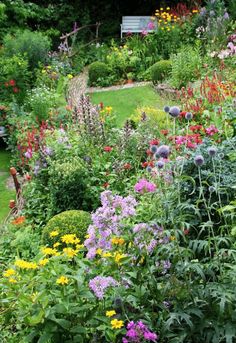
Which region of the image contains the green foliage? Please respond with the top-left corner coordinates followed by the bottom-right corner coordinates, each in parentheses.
top-left (88, 61), bottom-right (110, 85)
top-left (3, 30), bottom-right (51, 71)
top-left (170, 45), bottom-right (202, 88)
top-left (150, 60), bottom-right (172, 83)
top-left (0, 54), bottom-right (30, 103)
top-left (42, 210), bottom-right (91, 245)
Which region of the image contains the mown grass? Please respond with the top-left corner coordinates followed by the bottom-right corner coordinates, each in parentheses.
top-left (0, 149), bottom-right (15, 224)
top-left (89, 85), bottom-right (173, 126)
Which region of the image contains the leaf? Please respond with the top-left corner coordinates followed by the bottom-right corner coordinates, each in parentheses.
top-left (25, 309), bottom-right (44, 326)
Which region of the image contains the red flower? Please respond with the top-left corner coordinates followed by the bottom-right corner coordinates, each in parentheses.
top-left (142, 161), bottom-right (148, 168)
top-left (9, 79), bottom-right (16, 86)
top-left (180, 111), bottom-right (186, 118)
top-left (146, 149), bottom-right (152, 156)
top-left (123, 163), bottom-right (132, 170)
top-left (100, 102), bottom-right (104, 109)
top-left (149, 139), bottom-right (159, 146)
top-left (184, 229), bottom-right (189, 235)
top-left (13, 87), bottom-right (19, 93)
top-left (103, 182), bottom-right (109, 188)
top-left (160, 129), bottom-right (169, 136)
top-left (4, 82), bottom-right (9, 87)
top-left (103, 146), bottom-right (112, 152)
top-left (149, 161), bottom-right (154, 168)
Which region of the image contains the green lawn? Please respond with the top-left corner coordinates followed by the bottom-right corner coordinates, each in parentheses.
top-left (0, 149), bottom-right (15, 224)
top-left (89, 85), bottom-right (173, 126)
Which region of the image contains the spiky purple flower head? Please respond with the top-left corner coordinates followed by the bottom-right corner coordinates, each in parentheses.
top-left (194, 154), bottom-right (204, 166)
top-left (156, 145), bottom-right (170, 158)
top-left (185, 112), bottom-right (193, 121)
top-left (169, 106), bottom-right (180, 118)
top-left (146, 166), bottom-right (152, 173)
top-left (163, 105), bottom-right (170, 113)
top-left (156, 160), bottom-right (165, 169)
top-left (207, 146), bottom-right (217, 157)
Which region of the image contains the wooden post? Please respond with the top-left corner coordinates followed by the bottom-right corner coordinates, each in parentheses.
top-left (10, 167), bottom-right (21, 198)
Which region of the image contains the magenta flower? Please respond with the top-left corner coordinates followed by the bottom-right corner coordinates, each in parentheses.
top-left (123, 321), bottom-right (159, 342)
top-left (205, 125), bottom-right (218, 136)
top-left (134, 179), bottom-right (156, 194)
top-left (24, 149), bottom-right (32, 159)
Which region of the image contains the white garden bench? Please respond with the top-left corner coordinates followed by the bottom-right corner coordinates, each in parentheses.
top-left (120, 16), bottom-right (156, 38)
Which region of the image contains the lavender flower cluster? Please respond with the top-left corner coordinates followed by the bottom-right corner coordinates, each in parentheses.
top-left (84, 191), bottom-right (137, 259)
top-left (133, 223), bottom-right (169, 254)
top-left (89, 276), bottom-right (118, 299)
top-left (122, 321), bottom-right (159, 342)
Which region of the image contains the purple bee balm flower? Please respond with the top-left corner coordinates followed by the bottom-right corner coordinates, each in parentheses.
top-left (134, 179), bottom-right (156, 194)
top-left (123, 321), bottom-right (159, 342)
top-left (207, 146), bottom-right (217, 157)
top-left (185, 112), bottom-right (193, 120)
top-left (194, 154), bottom-right (204, 166)
top-left (156, 145), bottom-right (170, 158)
top-left (144, 331), bottom-right (159, 341)
top-left (169, 106), bottom-right (180, 118)
top-left (163, 105), bottom-right (170, 113)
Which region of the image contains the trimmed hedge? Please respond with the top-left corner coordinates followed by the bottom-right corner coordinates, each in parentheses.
top-left (150, 60), bottom-right (172, 84)
top-left (88, 61), bottom-right (110, 85)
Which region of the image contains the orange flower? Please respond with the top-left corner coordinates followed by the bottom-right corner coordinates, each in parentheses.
top-left (12, 216), bottom-right (25, 225)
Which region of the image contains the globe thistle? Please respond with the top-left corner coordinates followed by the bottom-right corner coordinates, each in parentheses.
top-left (194, 154), bottom-right (204, 166)
top-left (219, 152), bottom-right (224, 159)
top-left (207, 146), bottom-right (217, 157)
top-left (185, 112), bottom-right (193, 121)
top-left (150, 145), bottom-right (158, 154)
top-left (169, 106), bottom-right (180, 118)
top-left (163, 105), bottom-right (170, 113)
top-left (209, 186), bottom-right (215, 193)
top-left (146, 166), bottom-right (152, 173)
top-left (156, 160), bottom-right (165, 169)
top-left (156, 145), bottom-right (170, 158)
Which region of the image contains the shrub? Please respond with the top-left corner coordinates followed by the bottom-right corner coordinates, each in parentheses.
top-left (170, 45), bottom-right (202, 88)
top-left (3, 30), bottom-right (51, 71)
top-left (42, 210), bottom-right (91, 245)
top-left (150, 60), bottom-right (172, 83)
top-left (88, 61), bottom-right (110, 85)
top-left (131, 106), bottom-right (168, 129)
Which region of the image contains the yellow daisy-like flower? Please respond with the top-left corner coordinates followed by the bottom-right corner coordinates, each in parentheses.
top-left (63, 247), bottom-right (77, 258)
top-left (67, 74), bottom-right (73, 79)
top-left (3, 269), bottom-right (16, 277)
top-left (114, 252), bottom-right (126, 264)
top-left (8, 278), bottom-right (17, 283)
top-left (50, 230), bottom-right (59, 238)
top-left (111, 237), bottom-right (125, 245)
top-left (61, 234), bottom-right (77, 244)
top-left (111, 319), bottom-right (124, 329)
top-left (160, 7), bottom-right (163, 11)
top-left (38, 258), bottom-right (49, 266)
top-left (105, 106), bottom-right (112, 113)
top-left (96, 248), bottom-right (103, 256)
top-left (53, 242), bottom-right (61, 248)
top-left (15, 259), bottom-right (37, 270)
top-left (74, 237), bottom-right (81, 244)
top-left (41, 247), bottom-right (59, 256)
top-left (85, 234), bottom-right (90, 239)
top-left (56, 276), bottom-right (69, 285)
top-left (167, 7), bottom-right (170, 10)
top-left (75, 244), bottom-right (84, 251)
top-left (102, 252), bottom-right (112, 258)
top-left (106, 310), bottom-right (116, 317)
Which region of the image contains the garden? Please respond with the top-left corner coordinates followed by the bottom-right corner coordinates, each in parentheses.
top-left (0, 0), bottom-right (236, 342)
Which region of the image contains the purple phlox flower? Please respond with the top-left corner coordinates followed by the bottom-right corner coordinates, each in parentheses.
top-left (123, 321), bottom-right (159, 342)
top-left (89, 276), bottom-right (118, 299)
top-left (169, 106), bottom-right (180, 118)
top-left (25, 149), bottom-right (32, 159)
top-left (194, 154), bottom-right (204, 166)
top-left (134, 179), bottom-right (156, 193)
top-left (147, 21), bottom-right (155, 30)
top-left (223, 12), bottom-right (229, 20)
top-left (43, 146), bottom-right (53, 156)
top-left (156, 145), bottom-right (170, 158)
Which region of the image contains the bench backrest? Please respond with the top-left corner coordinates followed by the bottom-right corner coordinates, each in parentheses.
top-left (121, 16), bottom-right (156, 31)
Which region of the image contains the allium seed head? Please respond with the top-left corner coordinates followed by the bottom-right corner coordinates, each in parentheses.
top-left (194, 154), bottom-right (204, 166)
top-left (169, 106), bottom-right (180, 118)
top-left (163, 105), bottom-right (170, 113)
top-left (156, 160), bottom-right (165, 169)
top-left (146, 166), bottom-right (152, 173)
top-left (185, 112), bottom-right (193, 120)
top-left (157, 145), bottom-right (170, 158)
top-left (150, 145), bottom-right (158, 153)
top-left (209, 186), bottom-right (215, 193)
top-left (207, 146), bottom-right (217, 157)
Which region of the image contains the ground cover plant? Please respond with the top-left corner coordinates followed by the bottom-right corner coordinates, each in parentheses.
top-left (0, 1), bottom-right (236, 342)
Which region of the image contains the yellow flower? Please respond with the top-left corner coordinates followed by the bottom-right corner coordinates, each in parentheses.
top-left (3, 269), bottom-right (16, 277)
top-left (63, 247), bottom-right (77, 258)
top-left (56, 276), bottom-right (69, 285)
top-left (50, 230), bottom-right (59, 238)
top-left (111, 237), bottom-right (125, 245)
top-left (61, 234), bottom-right (77, 244)
top-left (111, 319), bottom-right (124, 329)
top-left (96, 248), bottom-right (103, 256)
top-left (160, 7), bottom-right (163, 11)
top-left (170, 236), bottom-right (176, 241)
top-left (53, 242), bottom-right (61, 248)
top-left (41, 247), bottom-right (59, 256)
top-left (106, 310), bottom-right (116, 317)
top-left (105, 106), bottom-right (112, 113)
top-left (75, 244), bottom-right (84, 251)
top-left (38, 258), bottom-right (49, 266)
top-left (74, 237), bottom-right (81, 244)
top-left (85, 234), bottom-right (90, 239)
top-left (167, 7), bottom-right (170, 10)
top-left (8, 278), bottom-right (17, 283)
top-left (102, 252), bottom-right (112, 258)
top-left (192, 9), bottom-right (198, 13)
top-left (114, 252), bottom-right (126, 264)
top-left (67, 74), bottom-right (73, 79)
top-left (15, 259), bottom-right (37, 270)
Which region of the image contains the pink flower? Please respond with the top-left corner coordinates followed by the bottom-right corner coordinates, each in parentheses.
top-left (205, 125), bottom-right (219, 136)
top-left (147, 22), bottom-right (155, 30)
top-left (134, 179), bottom-right (157, 194)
